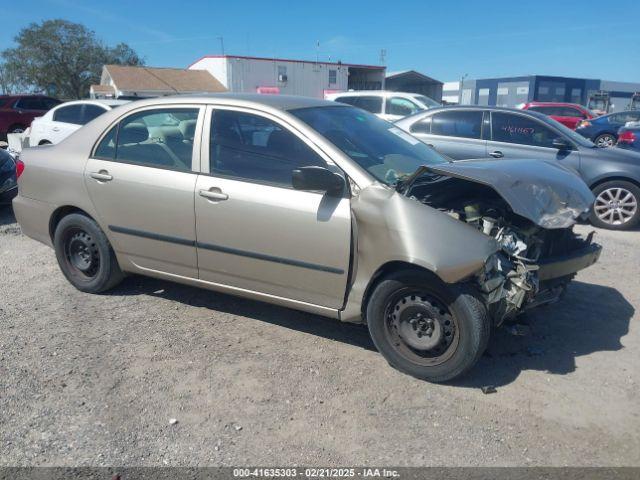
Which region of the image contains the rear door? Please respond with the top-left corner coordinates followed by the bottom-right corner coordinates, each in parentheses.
top-left (408, 109), bottom-right (486, 160)
top-left (84, 105), bottom-right (203, 278)
top-left (486, 111), bottom-right (581, 172)
top-left (49, 104), bottom-right (86, 143)
top-left (194, 106), bottom-right (351, 308)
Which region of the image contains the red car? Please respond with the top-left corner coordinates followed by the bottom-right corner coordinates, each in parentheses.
top-left (520, 102), bottom-right (596, 130)
top-left (0, 95), bottom-right (61, 140)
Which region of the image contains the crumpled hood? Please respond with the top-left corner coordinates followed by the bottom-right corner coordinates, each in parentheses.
top-left (423, 158), bottom-right (595, 229)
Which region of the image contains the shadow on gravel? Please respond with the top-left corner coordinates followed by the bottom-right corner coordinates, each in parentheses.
top-left (108, 277), bottom-right (631, 387)
top-left (0, 205), bottom-right (16, 226)
top-left (452, 281), bottom-right (633, 388)
top-left (108, 275), bottom-right (377, 352)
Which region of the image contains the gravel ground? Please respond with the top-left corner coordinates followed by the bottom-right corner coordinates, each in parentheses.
top-left (1, 205), bottom-right (638, 467)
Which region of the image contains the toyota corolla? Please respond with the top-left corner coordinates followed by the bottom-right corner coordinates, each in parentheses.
top-left (13, 94), bottom-right (601, 382)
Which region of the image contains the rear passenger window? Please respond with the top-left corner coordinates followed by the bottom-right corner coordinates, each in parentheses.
top-left (431, 111), bottom-right (483, 139)
top-left (209, 109), bottom-right (326, 188)
top-left (83, 104), bottom-right (107, 124)
top-left (93, 108), bottom-right (199, 171)
top-left (354, 96), bottom-right (383, 114)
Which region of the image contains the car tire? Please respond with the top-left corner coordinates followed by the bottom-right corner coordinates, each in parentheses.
top-left (366, 271), bottom-right (489, 383)
top-left (589, 180), bottom-right (640, 230)
top-left (594, 133), bottom-right (616, 148)
top-left (53, 213), bottom-right (124, 293)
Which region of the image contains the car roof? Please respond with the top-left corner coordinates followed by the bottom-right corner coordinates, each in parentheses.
top-left (399, 104), bottom-right (554, 122)
top-left (54, 99), bottom-right (129, 108)
top-left (113, 93), bottom-right (336, 112)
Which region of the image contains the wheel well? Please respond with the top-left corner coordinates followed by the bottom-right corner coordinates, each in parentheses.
top-left (589, 176), bottom-right (640, 191)
top-left (360, 261), bottom-right (442, 319)
top-left (8, 123), bottom-right (26, 132)
top-left (49, 206), bottom-right (93, 241)
top-left (38, 140), bottom-right (51, 145)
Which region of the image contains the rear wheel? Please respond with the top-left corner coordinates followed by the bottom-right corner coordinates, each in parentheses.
top-left (589, 181), bottom-right (640, 230)
top-left (53, 213), bottom-right (124, 292)
top-left (594, 133), bottom-right (616, 148)
top-left (366, 271), bottom-right (489, 383)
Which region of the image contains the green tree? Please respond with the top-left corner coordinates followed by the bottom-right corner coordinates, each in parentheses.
top-left (1, 19), bottom-right (144, 99)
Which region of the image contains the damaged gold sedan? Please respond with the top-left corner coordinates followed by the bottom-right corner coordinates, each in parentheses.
top-left (13, 94), bottom-right (601, 382)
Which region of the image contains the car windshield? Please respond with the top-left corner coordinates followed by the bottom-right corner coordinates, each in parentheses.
top-left (415, 95), bottom-right (441, 108)
top-left (290, 105), bottom-right (447, 185)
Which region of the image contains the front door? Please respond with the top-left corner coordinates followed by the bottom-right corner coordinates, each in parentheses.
top-left (84, 106), bottom-right (203, 278)
top-left (194, 107), bottom-right (351, 308)
top-left (486, 111), bottom-right (581, 172)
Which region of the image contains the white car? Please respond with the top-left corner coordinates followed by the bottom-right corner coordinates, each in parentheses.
top-left (325, 90), bottom-right (440, 121)
top-left (29, 100), bottom-right (128, 146)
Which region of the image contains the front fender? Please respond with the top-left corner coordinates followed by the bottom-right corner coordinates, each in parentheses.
top-left (340, 184), bottom-right (498, 323)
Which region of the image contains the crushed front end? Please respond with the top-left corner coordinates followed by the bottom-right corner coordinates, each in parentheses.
top-left (402, 159), bottom-right (602, 325)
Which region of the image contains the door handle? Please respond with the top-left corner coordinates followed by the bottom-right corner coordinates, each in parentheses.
top-left (489, 150), bottom-right (504, 158)
top-left (52, 127), bottom-right (60, 132)
top-left (199, 188), bottom-right (228, 201)
top-left (89, 171), bottom-right (113, 182)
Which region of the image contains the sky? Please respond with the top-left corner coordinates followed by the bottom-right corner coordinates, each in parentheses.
top-left (2, 0), bottom-right (640, 82)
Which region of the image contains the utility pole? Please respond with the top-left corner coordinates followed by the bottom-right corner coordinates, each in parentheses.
top-left (217, 36), bottom-right (225, 55)
top-left (379, 49), bottom-right (387, 65)
top-left (459, 73), bottom-right (468, 104)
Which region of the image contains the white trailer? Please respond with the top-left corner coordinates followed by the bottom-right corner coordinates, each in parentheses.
top-left (189, 55), bottom-right (386, 99)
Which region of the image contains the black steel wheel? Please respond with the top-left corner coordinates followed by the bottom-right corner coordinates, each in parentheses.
top-left (366, 271), bottom-right (489, 383)
top-left (54, 213), bottom-right (124, 293)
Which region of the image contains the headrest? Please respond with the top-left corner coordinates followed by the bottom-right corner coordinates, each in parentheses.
top-left (179, 119), bottom-right (197, 141)
top-left (119, 123), bottom-right (149, 145)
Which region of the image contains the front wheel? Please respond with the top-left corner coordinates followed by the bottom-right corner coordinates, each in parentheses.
top-left (589, 181), bottom-right (640, 230)
top-left (366, 272), bottom-right (489, 383)
top-left (53, 213), bottom-right (124, 292)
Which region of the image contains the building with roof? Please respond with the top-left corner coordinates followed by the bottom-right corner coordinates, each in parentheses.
top-left (188, 55), bottom-right (386, 99)
top-left (442, 75), bottom-right (640, 113)
top-left (90, 65), bottom-right (227, 100)
top-left (385, 70), bottom-right (443, 102)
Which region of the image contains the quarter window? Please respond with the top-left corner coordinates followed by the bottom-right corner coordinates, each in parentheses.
top-left (209, 109), bottom-right (326, 188)
top-left (53, 105), bottom-right (84, 125)
top-left (430, 110), bottom-right (483, 139)
top-left (93, 108), bottom-right (199, 171)
top-left (491, 112), bottom-right (557, 148)
top-left (386, 97), bottom-right (421, 117)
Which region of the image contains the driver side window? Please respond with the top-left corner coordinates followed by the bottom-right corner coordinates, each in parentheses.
top-left (209, 109), bottom-right (326, 188)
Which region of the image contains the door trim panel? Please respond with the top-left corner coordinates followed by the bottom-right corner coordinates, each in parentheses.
top-left (107, 224), bottom-right (344, 274)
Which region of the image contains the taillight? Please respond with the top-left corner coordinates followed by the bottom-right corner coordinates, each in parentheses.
top-left (15, 159), bottom-right (25, 179)
top-left (618, 131), bottom-right (637, 144)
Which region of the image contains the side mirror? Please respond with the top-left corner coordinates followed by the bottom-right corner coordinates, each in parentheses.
top-left (292, 166), bottom-right (345, 194)
top-left (552, 137), bottom-right (572, 150)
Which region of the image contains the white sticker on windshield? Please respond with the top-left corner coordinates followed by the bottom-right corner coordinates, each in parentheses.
top-left (389, 127), bottom-right (421, 145)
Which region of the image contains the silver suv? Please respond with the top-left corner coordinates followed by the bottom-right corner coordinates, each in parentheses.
top-left (14, 94), bottom-right (601, 382)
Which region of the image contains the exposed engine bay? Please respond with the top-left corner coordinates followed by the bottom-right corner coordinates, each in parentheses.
top-left (406, 174), bottom-right (602, 325)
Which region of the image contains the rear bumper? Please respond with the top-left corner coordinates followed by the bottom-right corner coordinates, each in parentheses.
top-left (537, 243), bottom-right (602, 281)
top-left (12, 194), bottom-right (57, 247)
top-left (0, 185), bottom-right (17, 204)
